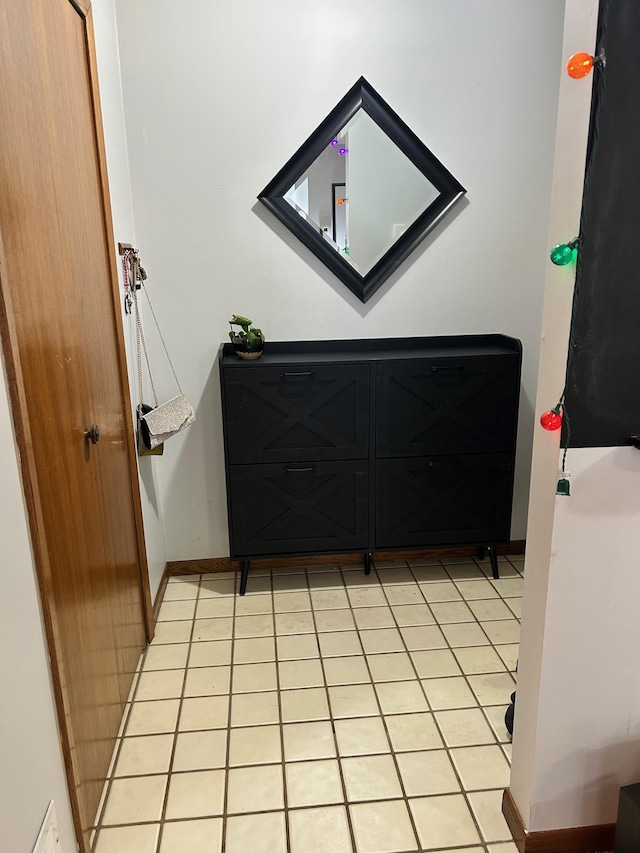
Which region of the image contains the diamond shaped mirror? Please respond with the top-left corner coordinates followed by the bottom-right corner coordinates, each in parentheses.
top-left (259, 77), bottom-right (466, 303)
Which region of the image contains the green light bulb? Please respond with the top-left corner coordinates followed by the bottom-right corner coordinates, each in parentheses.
top-left (550, 240), bottom-right (578, 266)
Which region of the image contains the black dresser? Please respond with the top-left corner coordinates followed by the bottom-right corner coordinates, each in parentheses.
top-left (219, 335), bottom-right (522, 593)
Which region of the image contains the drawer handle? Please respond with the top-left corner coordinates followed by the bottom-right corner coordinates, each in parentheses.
top-left (284, 466), bottom-right (316, 473)
top-left (281, 371), bottom-right (315, 378)
top-left (431, 363), bottom-right (464, 372)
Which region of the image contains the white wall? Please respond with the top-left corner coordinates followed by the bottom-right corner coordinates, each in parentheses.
top-left (0, 362), bottom-right (76, 853)
top-left (115, 0), bottom-right (566, 561)
top-left (532, 448), bottom-right (640, 829)
top-left (92, 0), bottom-right (167, 600)
top-left (509, 0), bottom-right (640, 833)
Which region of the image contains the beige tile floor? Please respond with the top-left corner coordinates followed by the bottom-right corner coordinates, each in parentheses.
top-left (91, 555), bottom-right (523, 853)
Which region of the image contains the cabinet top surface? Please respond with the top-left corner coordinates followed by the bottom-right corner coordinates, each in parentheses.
top-left (220, 334), bottom-right (521, 367)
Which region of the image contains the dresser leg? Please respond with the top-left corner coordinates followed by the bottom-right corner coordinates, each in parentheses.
top-left (487, 545), bottom-right (500, 580)
top-left (364, 552), bottom-right (372, 575)
top-left (239, 559), bottom-right (250, 595)
top-left (477, 545), bottom-right (486, 560)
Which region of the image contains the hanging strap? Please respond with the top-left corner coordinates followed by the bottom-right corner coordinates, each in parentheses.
top-left (139, 278), bottom-right (183, 395)
top-left (135, 290), bottom-right (159, 407)
top-left (125, 249), bottom-right (159, 408)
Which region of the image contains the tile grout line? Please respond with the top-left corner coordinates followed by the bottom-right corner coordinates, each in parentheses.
top-left (272, 568), bottom-right (292, 853)
top-left (424, 558), bottom-right (517, 846)
top-left (155, 573), bottom-right (204, 852)
top-left (362, 557), bottom-right (516, 850)
top-left (219, 572), bottom-right (240, 853)
top-left (380, 559), bottom-right (494, 853)
top-left (97, 577), bottom-right (197, 848)
top-left (91, 563), bottom-right (523, 852)
top-left (342, 557), bottom-right (513, 850)
top-left (307, 564), bottom-right (361, 853)
top-left (404, 559), bottom-right (500, 852)
top-left (468, 557), bottom-right (520, 760)
top-left (344, 558), bottom-right (428, 851)
top-left (438, 558), bottom-right (518, 845)
top-left (262, 565), bottom-right (359, 850)
top-left (90, 646), bottom-right (146, 847)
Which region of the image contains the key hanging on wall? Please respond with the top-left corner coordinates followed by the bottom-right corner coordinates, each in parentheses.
top-left (119, 242), bottom-right (147, 314)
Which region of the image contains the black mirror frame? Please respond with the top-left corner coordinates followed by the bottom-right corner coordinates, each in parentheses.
top-left (258, 77), bottom-right (466, 303)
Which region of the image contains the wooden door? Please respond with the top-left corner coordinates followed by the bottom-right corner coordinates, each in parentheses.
top-left (0, 1), bottom-right (152, 849)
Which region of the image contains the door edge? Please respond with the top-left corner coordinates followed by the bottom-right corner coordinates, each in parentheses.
top-left (83, 6), bottom-right (155, 642)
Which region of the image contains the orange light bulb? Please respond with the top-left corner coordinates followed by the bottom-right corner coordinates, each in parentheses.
top-left (567, 52), bottom-right (594, 79)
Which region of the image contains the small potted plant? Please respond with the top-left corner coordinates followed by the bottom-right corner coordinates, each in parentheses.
top-left (229, 314), bottom-right (265, 360)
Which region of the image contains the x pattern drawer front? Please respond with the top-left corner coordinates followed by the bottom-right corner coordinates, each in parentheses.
top-left (229, 462), bottom-right (369, 557)
top-left (376, 357), bottom-right (520, 456)
top-left (376, 455), bottom-right (512, 548)
top-left (224, 365), bottom-right (369, 463)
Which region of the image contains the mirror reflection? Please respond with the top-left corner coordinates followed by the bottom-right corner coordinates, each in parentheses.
top-left (285, 109), bottom-right (441, 276)
top-left (259, 77), bottom-right (466, 303)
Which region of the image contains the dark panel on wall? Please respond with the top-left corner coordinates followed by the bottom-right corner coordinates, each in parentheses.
top-left (564, 0), bottom-right (640, 447)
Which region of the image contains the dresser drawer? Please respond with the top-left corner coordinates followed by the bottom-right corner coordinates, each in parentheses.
top-left (222, 363), bottom-right (369, 463)
top-left (376, 356), bottom-right (520, 457)
top-left (375, 454), bottom-right (513, 548)
top-left (228, 460), bottom-right (370, 558)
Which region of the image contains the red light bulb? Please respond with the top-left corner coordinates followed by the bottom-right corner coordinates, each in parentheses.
top-left (567, 52), bottom-right (594, 79)
top-left (540, 409), bottom-right (563, 431)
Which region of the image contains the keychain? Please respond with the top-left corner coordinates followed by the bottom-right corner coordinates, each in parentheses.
top-left (122, 248), bottom-right (147, 314)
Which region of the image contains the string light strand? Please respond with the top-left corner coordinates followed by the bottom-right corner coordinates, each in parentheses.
top-left (547, 2), bottom-right (609, 494)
